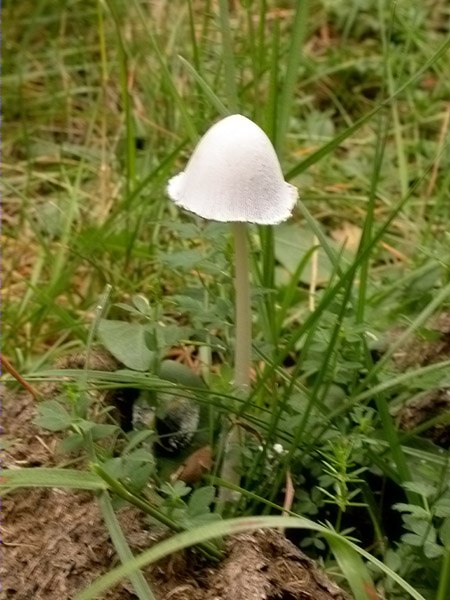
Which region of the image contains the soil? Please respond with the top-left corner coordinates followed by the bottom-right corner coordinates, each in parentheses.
top-left (393, 312), bottom-right (450, 369)
top-left (2, 486), bottom-right (140, 600)
top-left (394, 312), bottom-right (450, 448)
top-left (2, 387), bottom-right (350, 600)
top-left (396, 388), bottom-right (450, 447)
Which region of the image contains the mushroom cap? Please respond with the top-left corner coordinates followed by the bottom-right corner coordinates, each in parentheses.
top-left (167, 114), bottom-right (298, 224)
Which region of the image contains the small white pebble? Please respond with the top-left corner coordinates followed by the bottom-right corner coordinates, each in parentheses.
top-left (273, 443), bottom-right (284, 454)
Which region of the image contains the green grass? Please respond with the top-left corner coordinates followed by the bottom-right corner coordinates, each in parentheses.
top-left (3, 0), bottom-right (450, 599)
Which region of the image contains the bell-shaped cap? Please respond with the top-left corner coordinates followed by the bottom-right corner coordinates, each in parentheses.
top-left (167, 114), bottom-right (298, 224)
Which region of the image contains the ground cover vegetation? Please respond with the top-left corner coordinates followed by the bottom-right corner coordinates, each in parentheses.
top-left (3, 0), bottom-right (450, 599)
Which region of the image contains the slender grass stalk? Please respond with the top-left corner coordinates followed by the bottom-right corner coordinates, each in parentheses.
top-left (93, 464), bottom-right (184, 532)
top-left (356, 114), bottom-right (388, 324)
top-left (379, 0), bottom-right (409, 201)
top-left (130, 0), bottom-right (198, 144)
top-left (177, 56), bottom-right (229, 116)
top-left (98, 492), bottom-right (157, 600)
top-left (264, 14), bottom-right (279, 138)
top-left (78, 288), bottom-right (159, 600)
top-left (276, 0), bottom-right (309, 152)
top-left (104, 0), bottom-right (135, 197)
top-left (437, 545), bottom-right (450, 600)
top-left (217, 0), bottom-right (238, 113)
top-left (254, 153), bottom-right (441, 398)
top-left (187, 0), bottom-right (200, 73)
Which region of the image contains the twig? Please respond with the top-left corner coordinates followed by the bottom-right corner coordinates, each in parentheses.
top-left (280, 469), bottom-right (295, 534)
top-left (426, 103), bottom-right (450, 199)
top-left (309, 235), bottom-right (319, 312)
top-left (1, 355), bottom-right (42, 400)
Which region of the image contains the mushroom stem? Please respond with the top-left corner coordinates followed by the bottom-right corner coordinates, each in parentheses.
top-left (232, 222), bottom-right (252, 392)
top-left (219, 222), bottom-right (251, 506)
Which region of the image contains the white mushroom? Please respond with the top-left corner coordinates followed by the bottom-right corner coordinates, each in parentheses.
top-left (167, 114), bottom-right (298, 504)
top-left (168, 114), bottom-right (298, 224)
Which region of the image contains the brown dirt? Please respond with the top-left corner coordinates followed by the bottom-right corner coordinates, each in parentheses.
top-left (397, 388), bottom-right (450, 447)
top-left (393, 312), bottom-right (450, 369)
top-left (2, 384), bottom-right (59, 469)
top-left (199, 530), bottom-right (349, 600)
top-left (2, 381), bottom-right (351, 600)
top-left (2, 487), bottom-right (140, 600)
top-left (394, 312), bottom-right (450, 448)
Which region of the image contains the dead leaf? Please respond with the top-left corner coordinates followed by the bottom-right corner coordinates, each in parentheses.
top-left (330, 222), bottom-right (362, 253)
top-left (172, 445), bottom-right (214, 484)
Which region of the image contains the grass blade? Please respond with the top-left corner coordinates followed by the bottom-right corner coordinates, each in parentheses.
top-left (437, 547), bottom-right (450, 600)
top-left (327, 535), bottom-right (377, 600)
top-left (276, 0), bottom-right (309, 153)
top-left (218, 0), bottom-right (238, 112)
top-left (1, 468), bottom-right (106, 493)
top-left (74, 515), bottom-right (427, 600)
top-left (98, 491), bottom-right (157, 600)
top-left (177, 55), bottom-right (229, 116)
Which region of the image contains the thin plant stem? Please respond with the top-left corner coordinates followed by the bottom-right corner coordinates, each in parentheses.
top-left (437, 546), bottom-right (450, 600)
top-left (218, 0), bottom-right (239, 112)
top-left (219, 222), bottom-right (251, 506)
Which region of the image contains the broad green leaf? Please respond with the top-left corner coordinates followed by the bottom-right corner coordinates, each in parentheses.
top-left (435, 498), bottom-right (450, 518)
top-left (159, 360), bottom-right (205, 388)
top-left (160, 248), bottom-right (207, 270)
top-left (439, 517), bottom-right (450, 547)
top-left (131, 294), bottom-right (152, 316)
top-left (97, 319), bottom-right (154, 371)
top-left (274, 223), bottom-right (352, 285)
top-left (402, 533), bottom-right (427, 547)
top-left (188, 486), bottom-right (216, 517)
top-left (90, 423), bottom-right (120, 440)
top-left (123, 429), bottom-right (155, 454)
top-left (34, 400), bottom-right (72, 432)
top-left (423, 541), bottom-right (443, 559)
top-left (183, 511), bottom-right (221, 529)
top-left (403, 481), bottom-right (436, 498)
top-left (59, 433), bottom-right (85, 453)
top-left (392, 503), bottom-right (429, 519)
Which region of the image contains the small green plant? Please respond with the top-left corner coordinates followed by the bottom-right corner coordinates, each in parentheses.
top-left (318, 439), bottom-right (367, 524)
top-left (157, 482), bottom-right (221, 530)
top-left (394, 480), bottom-right (450, 559)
